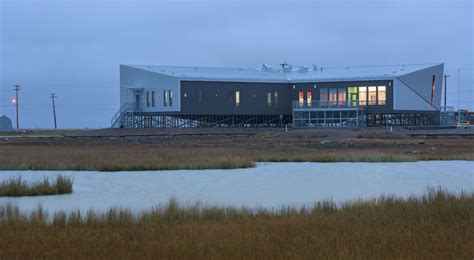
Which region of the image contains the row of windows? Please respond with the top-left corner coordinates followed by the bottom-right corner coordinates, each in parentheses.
top-left (184, 89), bottom-right (280, 108)
top-left (298, 86), bottom-right (386, 107)
top-left (179, 85), bottom-right (386, 108)
top-left (145, 90), bottom-right (173, 108)
top-left (146, 91), bottom-right (155, 108)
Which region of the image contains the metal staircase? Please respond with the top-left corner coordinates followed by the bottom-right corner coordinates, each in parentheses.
top-left (111, 103), bottom-right (135, 128)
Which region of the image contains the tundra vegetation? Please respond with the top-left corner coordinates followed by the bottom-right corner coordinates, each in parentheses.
top-left (0, 134), bottom-right (472, 171)
top-left (0, 188), bottom-right (472, 258)
top-left (0, 175), bottom-right (73, 197)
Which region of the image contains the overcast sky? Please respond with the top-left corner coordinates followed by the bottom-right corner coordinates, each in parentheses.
top-left (0, 0), bottom-right (472, 129)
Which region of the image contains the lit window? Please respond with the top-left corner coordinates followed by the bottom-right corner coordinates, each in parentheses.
top-left (378, 86), bottom-right (386, 105)
top-left (235, 90), bottom-right (240, 107)
top-left (307, 91), bottom-right (312, 105)
top-left (329, 88), bottom-right (337, 106)
top-left (298, 91), bottom-right (304, 107)
top-left (348, 87), bottom-right (358, 107)
top-left (267, 92), bottom-right (272, 107)
top-left (338, 88), bottom-right (346, 106)
top-left (368, 86), bottom-right (377, 105)
top-left (151, 91), bottom-right (155, 107)
top-left (274, 92), bottom-right (279, 107)
top-left (358, 86), bottom-right (367, 106)
top-left (320, 88), bottom-right (328, 107)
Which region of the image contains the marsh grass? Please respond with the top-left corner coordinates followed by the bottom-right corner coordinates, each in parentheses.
top-left (0, 175), bottom-right (73, 197)
top-left (0, 136), bottom-right (473, 171)
top-left (0, 188), bottom-right (472, 258)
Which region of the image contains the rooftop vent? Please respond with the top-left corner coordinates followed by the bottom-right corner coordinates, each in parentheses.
top-left (261, 64), bottom-right (272, 72)
top-left (280, 61), bottom-right (293, 73)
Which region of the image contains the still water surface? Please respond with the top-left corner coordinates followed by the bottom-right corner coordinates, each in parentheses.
top-left (0, 161), bottom-right (472, 213)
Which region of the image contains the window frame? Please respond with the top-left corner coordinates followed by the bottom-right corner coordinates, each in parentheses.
top-left (358, 86), bottom-right (367, 106)
top-left (151, 91), bottom-right (155, 107)
top-left (378, 86), bottom-right (386, 105)
top-left (368, 86), bottom-right (377, 106)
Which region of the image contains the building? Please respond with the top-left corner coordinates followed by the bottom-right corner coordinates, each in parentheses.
top-left (113, 63), bottom-right (444, 128)
top-left (0, 115), bottom-right (13, 132)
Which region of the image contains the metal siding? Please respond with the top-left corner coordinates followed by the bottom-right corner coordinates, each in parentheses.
top-left (180, 81), bottom-right (292, 115)
top-left (126, 64), bottom-right (440, 83)
top-left (120, 65), bottom-right (181, 112)
top-left (395, 64), bottom-right (443, 111)
top-left (393, 78), bottom-right (436, 111)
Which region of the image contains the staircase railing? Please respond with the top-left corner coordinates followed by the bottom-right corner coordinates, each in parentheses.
top-left (111, 103), bottom-right (134, 128)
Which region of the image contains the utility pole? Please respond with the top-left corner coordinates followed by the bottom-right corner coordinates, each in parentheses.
top-left (14, 85), bottom-right (20, 129)
top-left (443, 74), bottom-right (449, 111)
top-left (457, 69), bottom-right (461, 122)
top-left (50, 93), bottom-right (57, 129)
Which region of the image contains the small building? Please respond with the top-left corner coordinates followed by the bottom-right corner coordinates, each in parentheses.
top-left (113, 63), bottom-right (444, 128)
top-left (0, 115), bottom-right (13, 132)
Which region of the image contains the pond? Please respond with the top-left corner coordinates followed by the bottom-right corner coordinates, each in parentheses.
top-left (0, 161), bottom-right (472, 214)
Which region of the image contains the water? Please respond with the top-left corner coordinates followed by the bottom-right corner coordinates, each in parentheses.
top-left (0, 161), bottom-right (472, 214)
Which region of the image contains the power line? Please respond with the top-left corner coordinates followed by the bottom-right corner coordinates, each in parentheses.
top-left (446, 68), bottom-right (473, 71)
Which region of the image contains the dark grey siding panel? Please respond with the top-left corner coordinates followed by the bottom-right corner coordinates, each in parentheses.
top-left (180, 81), bottom-right (292, 115)
top-left (180, 80), bottom-right (395, 115)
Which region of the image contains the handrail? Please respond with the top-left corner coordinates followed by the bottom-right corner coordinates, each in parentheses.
top-left (292, 100), bottom-right (363, 110)
top-left (110, 103), bottom-right (136, 127)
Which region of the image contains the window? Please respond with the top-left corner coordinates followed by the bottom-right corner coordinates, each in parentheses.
top-left (338, 88), bottom-right (346, 106)
top-left (358, 86), bottom-right (367, 106)
top-left (320, 88), bottom-right (328, 107)
top-left (348, 87), bottom-right (358, 107)
top-left (307, 91), bottom-right (312, 106)
top-left (169, 91), bottom-right (173, 107)
top-left (135, 94), bottom-right (140, 110)
top-left (378, 86), bottom-right (386, 105)
top-left (151, 91), bottom-right (155, 107)
top-left (197, 90), bottom-right (203, 103)
top-left (163, 90), bottom-right (168, 107)
top-left (274, 92), bottom-right (279, 107)
top-left (329, 88), bottom-right (337, 106)
top-left (146, 91), bottom-right (150, 107)
top-left (235, 90), bottom-right (240, 107)
top-left (368, 86), bottom-right (377, 105)
top-left (431, 75), bottom-right (436, 105)
top-left (298, 91), bottom-right (304, 107)
top-left (267, 92), bottom-right (272, 107)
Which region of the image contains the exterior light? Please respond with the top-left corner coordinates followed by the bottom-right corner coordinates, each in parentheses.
top-left (11, 98), bottom-right (16, 104)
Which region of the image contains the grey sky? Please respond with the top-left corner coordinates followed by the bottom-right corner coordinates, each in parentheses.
top-left (1, 0), bottom-right (472, 128)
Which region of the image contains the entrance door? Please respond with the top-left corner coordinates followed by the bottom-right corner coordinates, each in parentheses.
top-left (135, 94), bottom-right (141, 111)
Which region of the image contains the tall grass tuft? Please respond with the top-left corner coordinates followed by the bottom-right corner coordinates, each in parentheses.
top-left (0, 188), bottom-right (472, 258)
top-left (0, 175), bottom-right (73, 197)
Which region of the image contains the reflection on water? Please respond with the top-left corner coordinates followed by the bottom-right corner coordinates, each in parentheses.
top-left (0, 161), bottom-right (472, 214)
